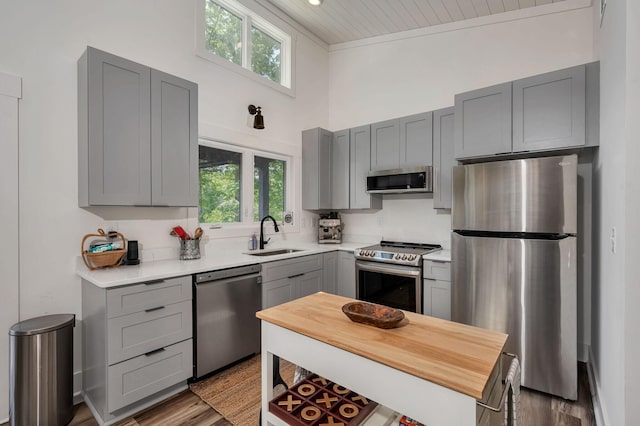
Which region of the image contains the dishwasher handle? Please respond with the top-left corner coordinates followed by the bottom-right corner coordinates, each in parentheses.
top-left (194, 264), bottom-right (262, 283)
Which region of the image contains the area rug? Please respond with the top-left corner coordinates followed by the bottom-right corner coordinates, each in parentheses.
top-left (189, 355), bottom-right (296, 426)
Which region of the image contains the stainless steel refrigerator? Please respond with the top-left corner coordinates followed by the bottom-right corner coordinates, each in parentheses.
top-left (451, 154), bottom-right (577, 400)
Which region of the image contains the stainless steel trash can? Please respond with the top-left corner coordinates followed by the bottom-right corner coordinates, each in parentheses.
top-left (9, 314), bottom-right (75, 426)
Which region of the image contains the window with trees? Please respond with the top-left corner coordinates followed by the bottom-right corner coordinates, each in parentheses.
top-left (199, 142), bottom-right (288, 225)
top-left (197, 0), bottom-right (293, 93)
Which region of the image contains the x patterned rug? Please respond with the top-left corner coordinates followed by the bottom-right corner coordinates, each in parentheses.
top-left (189, 355), bottom-right (295, 426)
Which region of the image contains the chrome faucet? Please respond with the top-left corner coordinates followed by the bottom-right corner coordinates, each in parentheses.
top-left (259, 215), bottom-right (280, 249)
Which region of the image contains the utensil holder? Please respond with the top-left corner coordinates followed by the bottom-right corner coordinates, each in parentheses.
top-left (180, 239), bottom-right (201, 260)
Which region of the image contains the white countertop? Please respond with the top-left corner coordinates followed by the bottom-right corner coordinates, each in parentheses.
top-left (423, 249), bottom-right (451, 262)
top-left (77, 241), bottom-right (365, 288)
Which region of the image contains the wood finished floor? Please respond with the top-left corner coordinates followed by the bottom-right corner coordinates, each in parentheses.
top-left (7, 362), bottom-right (594, 426)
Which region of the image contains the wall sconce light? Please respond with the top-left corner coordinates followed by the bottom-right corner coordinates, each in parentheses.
top-left (308, 0), bottom-right (323, 5)
top-left (248, 104), bottom-right (265, 129)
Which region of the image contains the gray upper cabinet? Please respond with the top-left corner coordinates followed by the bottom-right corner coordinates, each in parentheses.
top-left (371, 113), bottom-right (433, 171)
top-left (454, 82), bottom-right (512, 160)
top-left (454, 62), bottom-right (599, 160)
top-left (151, 70), bottom-right (199, 206)
top-left (433, 107), bottom-right (455, 210)
top-left (331, 130), bottom-right (350, 210)
top-left (370, 119), bottom-right (400, 171)
top-left (79, 47), bottom-right (152, 206)
top-left (512, 65), bottom-right (585, 152)
top-left (78, 46), bottom-right (198, 207)
top-left (399, 112), bottom-right (433, 168)
top-left (350, 125), bottom-right (382, 210)
top-left (302, 128), bottom-right (332, 210)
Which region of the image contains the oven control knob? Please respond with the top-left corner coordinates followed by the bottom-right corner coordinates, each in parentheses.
top-left (394, 253), bottom-right (400, 260)
top-left (401, 254), bottom-right (407, 260)
top-left (368, 251), bottom-right (374, 257)
top-left (409, 255), bottom-right (416, 261)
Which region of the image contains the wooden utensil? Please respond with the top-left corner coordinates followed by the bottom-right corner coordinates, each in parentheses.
top-left (193, 227), bottom-right (203, 239)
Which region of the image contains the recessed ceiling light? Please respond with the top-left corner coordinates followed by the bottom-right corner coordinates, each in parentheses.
top-left (308, 0), bottom-right (323, 5)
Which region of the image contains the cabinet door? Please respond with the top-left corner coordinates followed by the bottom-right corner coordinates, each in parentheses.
top-left (262, 278), bottom-right (294, 309)
top-left (454, 82), bottom-right (512, 159)
top-left (323, 252), bottom-right (338, 294)
top-left (337, 251), bottom-right (356, 299)
top-left (350, 126), bottom-right (381, 210)
top-left (370, 119), bottom-right (400, 171)
top-left (332, 130), bottom-right (350, 209)
top-left (400, 112), bottom-right (433, 167)
top-left (302, 128), bottom-right (332, 210)
top-left (151, 70), bottom-right (199, 206)
top-left (86, 47), bottom-right (151, 205)
top-left (433, 107), bottom-right (455, 209)
top-left (423, 278), bottom-right (451, 320)
top-left (512, 65), bottom-right (586, 152)
top-left (296, 269), bottom-right (323, 299)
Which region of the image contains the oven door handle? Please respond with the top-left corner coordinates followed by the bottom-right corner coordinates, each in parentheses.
top-left (355, 261), bottom-right (422, 278)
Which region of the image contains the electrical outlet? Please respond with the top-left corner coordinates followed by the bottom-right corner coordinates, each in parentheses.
top-left (282, 211), bottom-right (294, 226)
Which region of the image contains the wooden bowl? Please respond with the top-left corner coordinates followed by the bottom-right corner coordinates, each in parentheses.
top-left (341, 302), bottom-right (405, 329)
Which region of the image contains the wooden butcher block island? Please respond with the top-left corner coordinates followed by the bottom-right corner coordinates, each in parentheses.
top-left (257, 292), bottom-right (508, 426)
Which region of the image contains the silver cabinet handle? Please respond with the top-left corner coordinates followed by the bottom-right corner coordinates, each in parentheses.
top-left (287, 273), bottom-right (304, 279)
top-left (145, 306), bottom-right (165, 313)
top-left (144, 279), bottom-right (166, 285)
top-left (144, 348), bottom-right (166, 357)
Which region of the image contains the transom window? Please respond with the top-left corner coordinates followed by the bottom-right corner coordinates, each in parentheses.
top-left (199, 141), bottom-right (289, 226)
top-left (197, 0), bottom-right (293, 94)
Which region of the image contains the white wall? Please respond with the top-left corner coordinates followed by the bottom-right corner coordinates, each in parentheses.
top-left (592, 0), bottom-right (640, 424)
top-left (0, 71), bottom-right (21, 423)
top-left (0, 0), bottom-right (329, 418)
top-left (328, 6), bottom-right (596, 248)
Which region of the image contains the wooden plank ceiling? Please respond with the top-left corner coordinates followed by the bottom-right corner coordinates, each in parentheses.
top-left (264, 0), bottom-right (567, 45)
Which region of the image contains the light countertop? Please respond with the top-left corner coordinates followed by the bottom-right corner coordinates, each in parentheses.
top-left (423, 249), bottom-right (451, 262)
top-left (78, 241), bottom-right (366, 288)
top-left (257, 292), bottom-right (506, 400)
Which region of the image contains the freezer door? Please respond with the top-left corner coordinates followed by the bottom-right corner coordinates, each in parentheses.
top-left (452, 155), bottom-right (577, 234)
top-left (451, 232), bottom-right (577, 399)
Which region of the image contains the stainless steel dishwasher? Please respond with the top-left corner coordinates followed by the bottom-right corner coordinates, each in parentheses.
top-left (193, 263), bottom-right (262, 379)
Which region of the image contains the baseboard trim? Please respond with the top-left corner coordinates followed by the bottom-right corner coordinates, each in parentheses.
top-left (587, 347), bottom-right (608, 426)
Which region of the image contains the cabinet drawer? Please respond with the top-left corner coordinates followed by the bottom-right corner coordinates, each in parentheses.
top-left (262, 254), bottom-right (323, 282)
top-left (107, 300), bottom-right (192, 365)
top-left (107, 338), bottom-right (192, 413)
top-left (423, 260), bottom-right (451, 281)
top-left (107, 275), bottom-right (191, 318)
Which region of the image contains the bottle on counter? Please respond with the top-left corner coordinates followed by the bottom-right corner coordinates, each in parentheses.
top-left (251, 233), bottom-right (258, 250)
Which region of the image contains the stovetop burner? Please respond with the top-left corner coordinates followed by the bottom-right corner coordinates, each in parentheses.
top-left (354, 240), bottom-right (442, 267)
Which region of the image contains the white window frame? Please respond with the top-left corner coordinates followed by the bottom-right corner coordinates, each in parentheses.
top-left (198, 139), bottom-right (296, 235)
top-left (195, 0), bottom-right (295, 97)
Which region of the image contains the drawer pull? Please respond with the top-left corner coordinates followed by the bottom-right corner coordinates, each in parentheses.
top-left (287, 273), bottom-right (305, 279)
top-left (144, 348), bottom-right (166, 357)
top-left (145, 306), bottom-right (165, 313)
top-left (144, 279), bottom-right (166, 285)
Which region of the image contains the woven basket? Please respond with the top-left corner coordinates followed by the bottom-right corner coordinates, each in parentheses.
top-left (82, 228), bottom-right (126, 270)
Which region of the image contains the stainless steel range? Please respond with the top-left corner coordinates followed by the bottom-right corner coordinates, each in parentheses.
top-left (355, 241), bottom-right (442, 313)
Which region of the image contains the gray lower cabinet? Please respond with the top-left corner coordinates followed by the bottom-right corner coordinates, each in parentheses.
top-left (322, 251), bottom-right (338, 294)
top-left (261, 254), bottom-right (324, 309)
top-left (78, 46), bottom-right (198, 207)
top-left (332, 130), bottom-right (350, 210)
top-left (322, 251), bottom-right (356, 298)
top-left (422, 260), bottom-right (451, 320)
top-left (454, 62), bottom-right (599, 160)
top-left (337, 251), bottom-right (356, 299)
top-left (82, 275), bottom-right (193, 424)
top-left (371, 113), bottom-right (433, 171)
top-left (302, 128), bottom-right (333, 210)
top-left (432, 107), bottom-right (456, 210)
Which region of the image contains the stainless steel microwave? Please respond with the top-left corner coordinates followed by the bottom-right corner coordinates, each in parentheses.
top-left (366, 166), bottom-right (432, 194)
